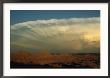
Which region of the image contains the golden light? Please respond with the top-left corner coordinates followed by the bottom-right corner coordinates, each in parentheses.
top-left (83, 33), bottom-right (99, 42)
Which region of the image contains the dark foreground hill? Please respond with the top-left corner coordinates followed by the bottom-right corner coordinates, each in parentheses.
top-left (10, 51), bottom-right (100, 68)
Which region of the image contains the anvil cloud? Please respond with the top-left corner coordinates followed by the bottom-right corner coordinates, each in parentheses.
top-left (11, 17), bottom-right (100, 53)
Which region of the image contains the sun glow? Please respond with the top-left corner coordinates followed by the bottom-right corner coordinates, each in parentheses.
top-left (84, 33), bottom-right (99, 42)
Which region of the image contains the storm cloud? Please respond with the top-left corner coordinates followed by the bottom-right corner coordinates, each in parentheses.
top-left (11, 17), bottom-right (100, 53)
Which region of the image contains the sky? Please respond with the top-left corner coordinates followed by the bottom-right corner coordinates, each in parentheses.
top-left (10, 10), bottom-right (100, 25)
top-left (10, 10), bottom-right (100, 53)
